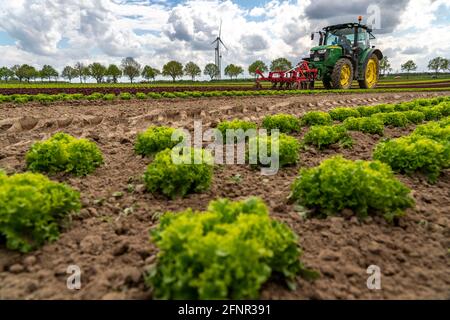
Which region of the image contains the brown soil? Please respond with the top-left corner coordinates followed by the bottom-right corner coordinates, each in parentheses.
top-left (0, 91), bottom-right (449, 300)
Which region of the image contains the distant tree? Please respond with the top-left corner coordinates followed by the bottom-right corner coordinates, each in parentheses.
top-left (81, 66), bottom-right (91, 83)
top-left (204, 63), bottom-right (219, 80)
top-left (236, 65), bottom-right (244, 78)
top-left (401, 60), bottom-right (417, 79)
top-left (442, 58), bottom-right (449, 73)
top-left (12, 64), bottom-right (23, 82)
top-left (270, 58), bottom-right (292, 71)
top-left (184, 62), bottom-right (201, 81)
top-left (15, 64), bottom-right (38, 82)
top-left (11, 65), bottom-right (20, 79)
top-left (141, 65), bottom-right (160, 81)
top-left (379, 56), bottom-right (391, 76)
top-left (106, 64), bottom-right (122, 83)
top-left (121, 57), bottom-right (141, 83)
top-left (248, 60), bottom-right (268, 78)
top-left (37, 70), bottom-right (45, 82)
top-left (62, 66), bottom-right (77, 83)
top-left (0, 67), bottom-right (14, 81)
top-left (40, 65), bottom-right (59, 82)
top-left (89, 62), bottom-right (107, 83)
top-left (30, 67), bottom-right (39, 82)
top-left (74, 62), bottom-right (85, 83)
top-left (224, 64), bottom-right (244, 80)
top-left (162, 61), bottom-right (184, 82)
top-left (428, 57), bottom-right (449, 77)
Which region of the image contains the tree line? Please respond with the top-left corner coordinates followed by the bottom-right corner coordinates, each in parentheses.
top-left (380, 56), bottom-right (450, 79)
top-left (0, 57), bottom-right (295, 83)
top-left (2, 56), bottom-right (447, 83)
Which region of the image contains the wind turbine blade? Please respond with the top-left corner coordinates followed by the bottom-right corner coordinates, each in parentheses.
top-left (219, 19), bottom-right (222, 38)
top-left (220, 39), bottom-right (228, 50)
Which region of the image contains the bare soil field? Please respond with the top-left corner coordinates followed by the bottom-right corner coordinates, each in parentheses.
top-left (0, 91), bottom-right (449, 299)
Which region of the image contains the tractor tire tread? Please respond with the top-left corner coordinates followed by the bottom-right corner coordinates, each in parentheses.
top-left (359, 54), bottom-right (380, 89)
top-left (331, 58), bottom-right (354, 90)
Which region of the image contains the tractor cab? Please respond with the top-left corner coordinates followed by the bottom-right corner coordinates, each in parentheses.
top-left (320, 24), bottom-right (374, 53)
top-left (307, 17), bottom-right (383, 89)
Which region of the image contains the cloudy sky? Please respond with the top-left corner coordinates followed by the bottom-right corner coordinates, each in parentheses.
top-left (0, 0), bottom-right (449, 80)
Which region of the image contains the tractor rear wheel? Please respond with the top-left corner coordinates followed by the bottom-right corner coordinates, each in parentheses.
top-left (331, 58), bottom-right (354, 89)
top-left (359, 54), bottom-right (379, 89)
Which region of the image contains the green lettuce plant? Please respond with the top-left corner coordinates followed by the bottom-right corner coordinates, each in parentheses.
top-left (371, 112), bottom-right (409, 127)
top-left (136, 92), bottom-right (147, 99)
top-left (303, 125), bottom-right (352, 149)
top-left (356, 105), bottom-right (381, 117)
top-left (119, 92), bottom-right (132, 100)
top-left (412, 121), bottom-right (450, 142)
top-left (403, 110), bottom-right (425, 124)
top-left (0, 171), bottom-right (80, 252)
top-left (143, 147), bottom-right (213, 198)
top-left (135, 126), bottom-right (184, 156)
top-left (248, 133), bottom-right (300, 167)
top-left (329, 107), bottom-right (360, 121)
top-left (373, 135), bottom-right (449, 183)
top-left (343, 116), bottom-right (384, 135)
top-left (146, 197), bottom-right (316, 299)
top-left (262, 114), bottom-right (300, 133)
top-left (300, 111), bottom-right (332, 126)
top-left (26, 132), bottom-right (103, 176)
top-left (290, 156), bottom-right (414, 222)
top-left (216, 119), bottom-right (257, 143)
top-left (217, 119), bottom-right (257, 135)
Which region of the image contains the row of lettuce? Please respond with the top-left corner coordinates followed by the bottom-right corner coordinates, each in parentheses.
top-left (1, 87), bottom-right (450, 104)
top-left (1, 96), bottom-right (449, 299)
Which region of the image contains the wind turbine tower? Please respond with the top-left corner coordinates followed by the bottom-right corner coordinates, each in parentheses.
top-left (211, 20), bottom-right (227, 80)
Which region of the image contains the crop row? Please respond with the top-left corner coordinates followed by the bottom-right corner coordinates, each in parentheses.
top-left (298, 97), bottom-right (450, 148)
top-left (0, 86), bottom-right (260, 96)
top-left (2, 87), bottom-right (450, 104)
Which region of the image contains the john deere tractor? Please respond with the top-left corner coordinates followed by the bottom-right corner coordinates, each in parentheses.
top-left (306, 18), bottom-right (383, 89)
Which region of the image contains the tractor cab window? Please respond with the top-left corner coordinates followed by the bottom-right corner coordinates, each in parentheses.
top-left (325, 28), bottom-right (354, 52)
top-left (357, 28), bottom-right (370, 49)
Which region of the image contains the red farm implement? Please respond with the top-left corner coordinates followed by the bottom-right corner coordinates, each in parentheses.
top-left (254, 61), bottom-right (318, 90)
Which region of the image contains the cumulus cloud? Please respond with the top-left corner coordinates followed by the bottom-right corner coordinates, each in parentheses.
top-left (0, 0), bottom-right (79, 55)
top-left (241, 34), bottom-right (269, 52)
top-left (0, 0), bottom-right (448, 77)
top-left (249, 7), bottom-right (265, 17)
top-left (79, 0), bottom-right (143, 57)
top-left (402, 46), bottom-right (428, 55)
top-left (165, 7), bottom-right (196, 42)
top-left (305, 0), bottom-right (410, 33)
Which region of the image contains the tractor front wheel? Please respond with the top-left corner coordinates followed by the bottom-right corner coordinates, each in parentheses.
top-left (359, 54), bottom-right (380, 89)
top-left (331, 58), bottom-right (354, 89)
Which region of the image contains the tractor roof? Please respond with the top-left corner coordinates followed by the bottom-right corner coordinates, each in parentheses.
top-left (323, 23), bottom-right (372, 32)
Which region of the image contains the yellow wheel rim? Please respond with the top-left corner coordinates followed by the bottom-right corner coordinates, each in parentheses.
top-left (365, 58), bottom-right (378, 88)
top-left (340, 64), bottom-right (351, 87)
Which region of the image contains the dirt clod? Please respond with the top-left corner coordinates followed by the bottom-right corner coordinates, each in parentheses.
top-left (9, 264), bottom-right (24, 274)
top-left (79, 235), bottom-right (103, 256)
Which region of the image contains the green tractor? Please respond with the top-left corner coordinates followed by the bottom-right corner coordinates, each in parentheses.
top-left (306, 18), bottom-right (383, 89)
